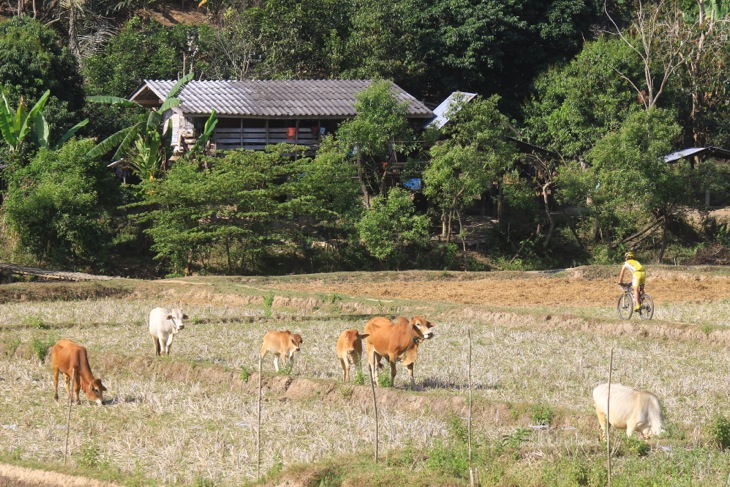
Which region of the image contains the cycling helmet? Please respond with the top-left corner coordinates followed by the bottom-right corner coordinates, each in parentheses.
top-left (624, 251), bottom-right (634, 260)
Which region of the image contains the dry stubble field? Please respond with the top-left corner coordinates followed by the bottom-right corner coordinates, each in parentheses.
top-left (1, 265), bottom-right (730, 486)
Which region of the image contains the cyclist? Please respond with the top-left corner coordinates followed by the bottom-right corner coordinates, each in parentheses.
top-left (618, 251), bottom-right (646, 312)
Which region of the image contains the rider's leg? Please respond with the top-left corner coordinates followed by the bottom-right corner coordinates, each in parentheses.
top-left (632, 273), bottom-right (641, 311)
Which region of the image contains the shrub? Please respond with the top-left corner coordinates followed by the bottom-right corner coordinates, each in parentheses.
top-left (710, 415), bottom-right (730, 450)
top-left (530, 403), bottom-right (555, 426)
top-left (30, 337), bottom-right (54, 362)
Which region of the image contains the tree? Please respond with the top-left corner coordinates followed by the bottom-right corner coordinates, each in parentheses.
top-left (3, 138), bottom-right (119, 271)
top-left (334, 79), bottom-right (417, 205)
top-left (585, 108), bottom-right (686, 258)
top-left (357, 187), bottom-right (431, 268)
top-left (137, 144), bottom-right (359, 275)
top-left (0, 89), bottom-right (88, 156)
top-left (523, 36), bottom-right (643, 159)
top-left (423, 95), bottom-right (516, 242)
top-left (0, 16), bottom-right (85, 141)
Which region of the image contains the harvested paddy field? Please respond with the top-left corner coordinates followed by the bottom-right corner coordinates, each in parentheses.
top-left (1, 265), bottom-right (729, 486)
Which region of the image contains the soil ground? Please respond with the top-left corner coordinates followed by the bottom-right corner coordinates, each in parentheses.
top-left (268, 266), bottom-right (730, 307)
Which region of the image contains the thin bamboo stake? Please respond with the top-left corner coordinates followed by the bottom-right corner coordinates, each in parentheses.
top-left (467, 328), bottom-right (478, 487)
top-left (257, 355), bottom-right (262, 479)
top-left (607, 348), bottom-right (614, 487)
top-left (368, 360), bottom-right (379, 463)
top-left (64, 368), bottom-right (75, 465)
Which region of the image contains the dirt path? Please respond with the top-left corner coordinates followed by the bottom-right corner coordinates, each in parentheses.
top-left (269, 270), bottom-right (730, 306)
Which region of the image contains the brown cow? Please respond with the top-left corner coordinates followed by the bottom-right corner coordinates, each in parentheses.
top-left (336, 329), bottom-right (369, 381)
top-left (364, 316), bottom-right (435, 388)
top-left (51, 339), bottom-right (106, 406)
top-left (260, 330), bottom-right (303, 373)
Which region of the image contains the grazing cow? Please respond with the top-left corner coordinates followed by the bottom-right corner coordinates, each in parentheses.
top-left (593, 383), bottom-right (664, 439)
top-left (336, 329), bottom-right (369, 381)
top-left (364, 315), bottom-right (435, 388)
top-left (260, 330), bottom-right (303, 372)
top-left (51, 339), bottom-right (106, 406)
top-left (148, 307), bottom-right (188, 356)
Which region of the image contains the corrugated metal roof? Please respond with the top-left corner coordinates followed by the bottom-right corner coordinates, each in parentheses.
top-left (131, 79), bottom-right (434, 119)
top-left (427, 91), bottom-right (477, 129)
top-left (664, 146), bottom-right (730, 163)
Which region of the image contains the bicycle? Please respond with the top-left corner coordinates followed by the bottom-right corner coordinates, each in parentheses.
top-left (617, 283), bottom-right (654, 320)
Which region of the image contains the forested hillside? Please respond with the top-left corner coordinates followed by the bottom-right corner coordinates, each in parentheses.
top-left (0, 0), bottom-right (729, 277)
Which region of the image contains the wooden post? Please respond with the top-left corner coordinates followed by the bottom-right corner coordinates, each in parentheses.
top-left (468, 329), bottom-right (478, 486)
top-left (369, 360), bottom-right (379, 463)
top-left (257, 355), bottom-right (262, 479)
top-left (607, 348), bottom-right (614, 487)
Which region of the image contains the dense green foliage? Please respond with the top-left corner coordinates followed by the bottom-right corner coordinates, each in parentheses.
top-left (0, 16), bottom-right (85, 142)
top-left (0, 2), bottom-right (729, 275)
top-left (3, 139), bottom-right (119, 270)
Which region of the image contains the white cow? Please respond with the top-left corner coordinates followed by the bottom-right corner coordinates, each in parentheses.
top-left (592, 383), bottom-right (664, 439)
top-left (148, 307), bottom-right (187, 356)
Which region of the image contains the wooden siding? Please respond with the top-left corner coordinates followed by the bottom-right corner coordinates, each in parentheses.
top-left (212, 123), bottom-right (321, 151)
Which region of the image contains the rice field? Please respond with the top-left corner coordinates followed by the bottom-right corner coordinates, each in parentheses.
top-left (1, 269), bottom-right (730, 485)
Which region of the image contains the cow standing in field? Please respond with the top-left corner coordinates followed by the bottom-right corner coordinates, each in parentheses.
top-left (51, 339), bottom-right (106, 406)
top-left (592, 383), bottom-right (664, 439)
top-left (336, 329), bottom-right (369, 382)
top-left (364, 315), bottom-right (435, 388)
top-left (148, 307), bottom-right (188, 356)
top-left (260, 330), bottom-right (303, 373)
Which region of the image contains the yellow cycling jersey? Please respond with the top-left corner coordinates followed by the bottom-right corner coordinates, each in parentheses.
top-left (623, 259), bottom-right (644, 273)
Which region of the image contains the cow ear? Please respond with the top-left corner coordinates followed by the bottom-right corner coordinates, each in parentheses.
top-left (182, 314), bottom-right (189, 320)
top-left (359, 333), bottom-right (369, 339)
top-left (167, 314), bottom-right (174, 320)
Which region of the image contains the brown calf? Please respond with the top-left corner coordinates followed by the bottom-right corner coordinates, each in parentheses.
top-left (260, 330), bottom-right (303, 373)
top-left (336, 329), bottom-right (369, 381)
top-left (51, 339), bottom-right (106, 405)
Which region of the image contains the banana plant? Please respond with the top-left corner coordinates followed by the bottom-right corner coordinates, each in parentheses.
top-left (0, 89), bottom-right (88, 153)
top-left (86, 72), bottom-right (194, 180)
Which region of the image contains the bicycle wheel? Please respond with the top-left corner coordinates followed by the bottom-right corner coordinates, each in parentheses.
top-left (617, 293), bottom-right (633, 320)
top-left (639, 293), bottom-right (654, 320)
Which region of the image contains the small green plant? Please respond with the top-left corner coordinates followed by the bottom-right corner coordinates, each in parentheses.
top-left (23, 316), bottom-right (47, 329)
top-left (30, 337), bottom-right (54, 362)
top-left (339, 385), bottom-right (354, 399)
top-left (192, 477), bottom-right (216, 487)
top-left (267, 450), bottom-right (284, 477)
top-left (329, 293), bottom-right (342, 303)
top-left (8, 446), bottom-right (22, 461)
top-left (353, 369), bottom-right (365, 385)
top-left (377, 374), bottom-right (393, 387)
top-left (530, 403), bottom-right (554, 426)
top-left (263, 292), bottom-right (275, 318)
top-left (239, 367), bottom-right (250, 382)
top-left (426, 439), bottom-right (469, 478)
top-left (500, 427), bottom-right (531, 450)
top-left (710, 415), bottom-right (730, 450)
top-left (622, 436), bottom-right (650, 457)
top-left (446, 414), bottom-right (468, 443)
top-left (277, 363), bottom-right (293, 375)
top-left (78, 442), bottom-right (101, 468)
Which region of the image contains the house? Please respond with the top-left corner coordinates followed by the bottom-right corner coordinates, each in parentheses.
top-left (130, 79), bottom-right (434, 155)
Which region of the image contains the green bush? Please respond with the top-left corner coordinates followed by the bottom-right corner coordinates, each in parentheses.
top-left (710, 415), bottom-right (730, 450)
top-left (30, 337), bottom-right (54, 362)
top-left (530, 403), bottom-right (554, 426)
